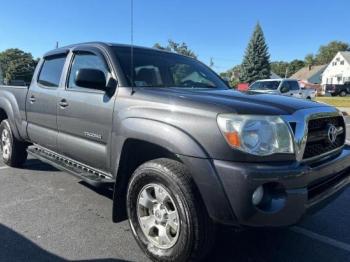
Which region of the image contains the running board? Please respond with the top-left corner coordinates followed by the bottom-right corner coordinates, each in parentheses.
top-left (27, 146), bottom-right (115, 188)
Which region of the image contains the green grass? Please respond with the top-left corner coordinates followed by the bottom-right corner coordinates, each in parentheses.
top-left (316, 97), bottom-right (350, 107)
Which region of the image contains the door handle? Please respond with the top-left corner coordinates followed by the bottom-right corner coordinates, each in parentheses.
top-left (59, 99), bottom-right (69, 108)
top-left (29, 95), bottom-right (36, 103)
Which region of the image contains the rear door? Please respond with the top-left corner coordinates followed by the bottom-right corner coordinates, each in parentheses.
top-left (57, 48), bottom-right (116, 171)
top-left (26, 54), bottom-right (67, 151)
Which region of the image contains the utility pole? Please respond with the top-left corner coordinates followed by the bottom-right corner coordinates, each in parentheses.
top-left (284, 67), bottom-right (289, 78)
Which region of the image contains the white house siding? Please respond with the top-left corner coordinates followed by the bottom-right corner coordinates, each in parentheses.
top-left (322, 52), bottom-right (350, 86)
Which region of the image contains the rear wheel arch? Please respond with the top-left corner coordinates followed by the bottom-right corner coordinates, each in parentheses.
top-left (0, 98), bottom-right (22, 141)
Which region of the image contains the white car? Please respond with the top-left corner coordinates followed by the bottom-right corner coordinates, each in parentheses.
top-left (249, 79), bottom-right (316, 100)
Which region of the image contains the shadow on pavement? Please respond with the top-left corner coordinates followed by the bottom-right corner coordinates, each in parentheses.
top-left (22, 159), bottom-right (60, 172)
top-left (204, 226), bottom-right (349, 262)
top-left (0, 224), bottom-right (130, 262)
top-left (79, 181), bottom-right (114, 200)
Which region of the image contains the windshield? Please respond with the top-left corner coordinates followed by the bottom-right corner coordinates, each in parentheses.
top-left (249, 81), bottom-right (281, 90)
top-left (113, 46), bottom-right (227, 89)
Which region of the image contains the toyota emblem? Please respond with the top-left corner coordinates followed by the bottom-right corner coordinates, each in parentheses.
top-left (327, 124), bottom-right (338, 144)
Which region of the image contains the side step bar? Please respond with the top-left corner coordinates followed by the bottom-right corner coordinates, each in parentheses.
top-left (27, 146), bottom-right (115, 188)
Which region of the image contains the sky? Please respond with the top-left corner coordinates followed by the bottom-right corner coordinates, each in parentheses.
top-left (0, 0), bottom-right (349, 72)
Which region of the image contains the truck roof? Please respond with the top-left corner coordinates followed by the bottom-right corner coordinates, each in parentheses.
top-left (43, 41), bottom-right (185, 59)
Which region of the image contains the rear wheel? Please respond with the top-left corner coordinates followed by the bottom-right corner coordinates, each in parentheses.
top-left (127, 158), bottom-right (216, 262)
top-left (340, 90), bottom-right (347, 97)
top-left (0, 120), bottom-right (27, 167)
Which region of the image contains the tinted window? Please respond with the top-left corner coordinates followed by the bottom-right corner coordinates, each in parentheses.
top-left (288, 81), bottom-right (300, 91)
top-left (170, 64), bottom-right (215, 87)
top-left (113, 47), bottom-right (226, 89)
top-left (250, 81), bottom-right (280, 90)
top-left (68, 52), bottom-right (109, 89)
top-left (38, 56), bottom-right (66, 87)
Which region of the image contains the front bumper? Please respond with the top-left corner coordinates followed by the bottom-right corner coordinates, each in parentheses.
top-left (214, 145), bottom-right (350, 227)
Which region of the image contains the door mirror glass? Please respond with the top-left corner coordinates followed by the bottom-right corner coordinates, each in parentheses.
top-left (75, 68), bottom-right (106, 90)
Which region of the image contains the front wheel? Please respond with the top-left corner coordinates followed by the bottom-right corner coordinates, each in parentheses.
top-left (0, 120), bottom-right (27, 167)
top-left (127, 158), bottom-right (216, 262)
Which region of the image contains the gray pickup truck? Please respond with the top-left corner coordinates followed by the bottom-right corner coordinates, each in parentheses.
top-left (1, 42), bottom-right (350, 262)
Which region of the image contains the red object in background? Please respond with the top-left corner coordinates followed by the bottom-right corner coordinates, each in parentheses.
top-left (237, 83), bottom-right (249, 91)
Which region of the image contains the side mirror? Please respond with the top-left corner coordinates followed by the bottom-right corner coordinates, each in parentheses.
top-left (75, 68), bottom-right (106, 91)
top-left (280, 85), bottom-right (290, 93)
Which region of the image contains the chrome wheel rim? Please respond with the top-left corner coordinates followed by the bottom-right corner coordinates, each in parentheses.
top-left (1, 128), bottom-right (11, 160)
top-left (137, 183), bottom-right (180, 249)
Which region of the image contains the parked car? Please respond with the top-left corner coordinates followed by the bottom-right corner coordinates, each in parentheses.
top-left (0, 42), bottom-right (349, 262)
top-left (249, 79), bottom-right (317, 99)
top-left (326, 83), bottom-right (350, 97)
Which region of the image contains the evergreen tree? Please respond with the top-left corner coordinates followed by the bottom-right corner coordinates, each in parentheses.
top-left (240, 23), bottom-right (270, 83)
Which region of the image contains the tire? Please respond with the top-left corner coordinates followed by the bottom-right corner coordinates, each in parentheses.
top-left (340, 90), bottom-right (347, 97)
top-left (0, 120), bottom-right (27, 167)
top-left (306, 96), bottom-right (311, 100)
top-left (127, 158), bottom-right (216, 262)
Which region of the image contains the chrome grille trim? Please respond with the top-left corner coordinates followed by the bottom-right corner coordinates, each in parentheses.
top-left (281, 107), bottom-right (344, 162)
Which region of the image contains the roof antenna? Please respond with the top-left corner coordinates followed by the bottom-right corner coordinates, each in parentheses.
top-left (130, 0), bottom-right (135, 94)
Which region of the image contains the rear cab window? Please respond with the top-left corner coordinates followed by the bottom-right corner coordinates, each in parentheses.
top-left (37, 55), bottom-right (66, 88)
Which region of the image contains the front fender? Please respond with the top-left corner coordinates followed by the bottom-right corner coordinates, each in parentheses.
top-left (111, 118), bottom-right (236, 224)
top-left (114, 117), bottom-right (209, 161)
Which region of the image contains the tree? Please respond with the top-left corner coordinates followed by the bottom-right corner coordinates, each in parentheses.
top-left (315, 41), bottom-right (349, 65)
top-left (0, 49), bottom-right (36, 84)
top-left (240, 23), bottom-right (270, 83)
top-left (153, 40), bottom-right (197, 59)
top-left (289, 59), bottom-right (305, 76)
top-left (270, 61), bottom-right (289, 78)
top-left (304, 54), bottom-right (316, 66)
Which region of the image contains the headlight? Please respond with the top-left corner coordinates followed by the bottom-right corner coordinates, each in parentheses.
top-left (217, 114), bottom-right (294, 156)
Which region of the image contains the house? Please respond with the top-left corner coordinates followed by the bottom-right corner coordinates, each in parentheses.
top-left (321, 51), bottom-right (350, 86)
top-left (270, 71), bottom-right (281, 79)
top-left (290, 64), bottom-right (327, 86)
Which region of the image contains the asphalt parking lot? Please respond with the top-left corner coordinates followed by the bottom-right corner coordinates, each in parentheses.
top-left (1, 118), bottom-right (350, 262)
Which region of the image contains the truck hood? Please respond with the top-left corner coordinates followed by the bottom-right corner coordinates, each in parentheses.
top-left (137, 88), bottom-right (329, 115)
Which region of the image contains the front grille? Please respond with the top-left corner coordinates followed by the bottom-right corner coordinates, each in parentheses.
top-left (303, 116), bottom-right (345, 160)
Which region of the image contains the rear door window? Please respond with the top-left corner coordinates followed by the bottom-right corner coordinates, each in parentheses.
top-left (38, 55), bottom-right (66, 87)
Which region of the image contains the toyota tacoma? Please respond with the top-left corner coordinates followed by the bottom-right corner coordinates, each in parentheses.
top-left (0, 42), bottom-right (349, 261)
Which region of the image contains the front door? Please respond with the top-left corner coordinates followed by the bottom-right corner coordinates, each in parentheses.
top-left (57, 49), bottom-right (116, 171)
top-left (287, 80), bottom-right (302, 98)
top-left (26, 54), bottom-right (67, 151)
